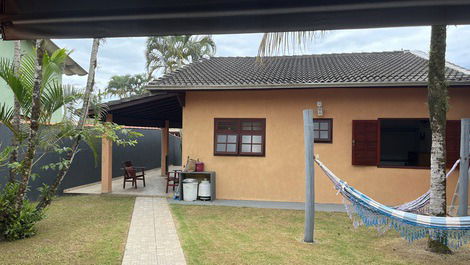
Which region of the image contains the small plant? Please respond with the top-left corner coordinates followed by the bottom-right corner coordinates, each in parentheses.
top-left (0, 182), bottom-right (44, 241)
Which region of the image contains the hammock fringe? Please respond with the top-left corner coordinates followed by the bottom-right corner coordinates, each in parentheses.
top-left (343, 194), bottom-right (470, 249)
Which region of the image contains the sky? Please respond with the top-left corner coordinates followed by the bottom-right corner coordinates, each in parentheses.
top-left (53, 25), bottom-right (470, 97)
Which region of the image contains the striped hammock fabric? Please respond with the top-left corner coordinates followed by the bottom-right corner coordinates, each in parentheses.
top-left (314, 159), bottom-right (470, 248)
top-left (394, 159), bottom-right (461, 214)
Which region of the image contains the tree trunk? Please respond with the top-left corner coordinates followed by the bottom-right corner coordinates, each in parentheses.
top-left (16, 39), bottom-right (44, 209)
top-left (427, 25), bottom-right (451, 254)
top-left (9, 40), bottom-right (22, 182)
top-left (36, 38), bottom-right (101, 211)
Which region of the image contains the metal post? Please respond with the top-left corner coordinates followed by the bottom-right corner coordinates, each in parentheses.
top-left (303, 109), bottom-right (315, 243)
top-left (457, 118), bottom-right (470, 216)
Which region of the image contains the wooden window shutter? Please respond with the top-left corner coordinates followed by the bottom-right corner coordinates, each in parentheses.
top-left (352, 120), bottom-right (378, 166)
top-left (446, 120), bottom-right (461, 168)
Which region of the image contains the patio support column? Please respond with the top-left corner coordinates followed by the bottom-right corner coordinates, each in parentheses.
top-left (101, 113), bottom-right (113, 193)
top-left (161, 120), bottom-right (170, 176)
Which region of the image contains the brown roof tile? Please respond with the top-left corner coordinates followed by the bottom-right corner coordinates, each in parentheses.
top-left (147, 51), bottom-right (470, 90)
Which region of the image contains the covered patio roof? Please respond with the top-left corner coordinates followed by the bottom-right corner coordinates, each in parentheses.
top-left (2, 0), bottom-right (470, 40)
top-left (93, 93), bottom-right (183, 128)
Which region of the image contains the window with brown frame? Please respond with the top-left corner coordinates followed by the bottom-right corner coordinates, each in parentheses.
top-left (352, 119), bottom-right (461, 169)
top-left (214, 118), bottom-right (266, 156)
top-left (313, 119), bottom-right (333, 143)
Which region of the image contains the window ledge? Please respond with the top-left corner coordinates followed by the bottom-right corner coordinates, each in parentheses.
top-left (377, 164), bottom-right (430, 170)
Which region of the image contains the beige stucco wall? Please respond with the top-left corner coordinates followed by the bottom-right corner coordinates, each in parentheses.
top-left (182, 87), bottom-right (470, 205)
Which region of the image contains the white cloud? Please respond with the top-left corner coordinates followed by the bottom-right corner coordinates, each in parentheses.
top-left (54, 25), bottom-right (470, 95)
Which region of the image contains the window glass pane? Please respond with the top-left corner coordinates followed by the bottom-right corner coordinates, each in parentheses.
top-left (320, 131), bottom-right (329, 139)
top-left (313, 122), bottom-right (319, 130)
top-left (320, 122), bottom-right (329, 130)
top-left (314, 131), bottom-right (320, 139)
top-left (227, 144), bottom-right (237, 152)
top-left (216, 144), bottom-right (226, 152)
top-left (252, 122), bottom-right (262, 131)
top-left (252, 145), bottom-right (262, 153)
top-left (217, 121), bottom-right (238, 131)
top-left (227, 135), bottom-right (237, 143)
top-left (241, 144), bottom-right (251, 152)
top-left (217, 134), bottom-right (227, 143)
top-left (242, 135), bottom-right (251, 143)
top-left (252, 135), bottom-right (262, 144)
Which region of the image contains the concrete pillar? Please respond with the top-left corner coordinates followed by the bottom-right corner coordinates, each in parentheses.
top-left (101, 114), bottom-right (113, 193)
top-left (161, 120), bottom-right (170, 176)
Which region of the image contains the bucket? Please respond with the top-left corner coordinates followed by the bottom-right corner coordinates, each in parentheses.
top-left (182, 178), bottom-right (198, 201)
top-left (195, 162), bottom-right (205, 172)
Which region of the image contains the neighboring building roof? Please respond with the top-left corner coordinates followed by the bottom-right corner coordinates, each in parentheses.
top-left (147, 51), bottom-right (470, 91)
top-left (43, 40), bottom-right (87, 76)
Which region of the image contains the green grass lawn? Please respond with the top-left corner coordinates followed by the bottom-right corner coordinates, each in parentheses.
top-left (0, 195), bottom-right (135, 265)
top-left (171, 205), bottom-right (470, 265)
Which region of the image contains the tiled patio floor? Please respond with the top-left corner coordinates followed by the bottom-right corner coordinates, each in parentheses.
top-left (63, 166), bottom-right (181, 197)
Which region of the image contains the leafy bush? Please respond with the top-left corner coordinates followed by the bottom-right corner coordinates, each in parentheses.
top-left (0, 182), bottom-right (44, 241)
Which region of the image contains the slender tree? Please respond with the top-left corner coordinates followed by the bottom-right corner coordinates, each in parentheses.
top-left (146, 35), bottom-right (215, 78)
top-left (15, 39), bottom-right (45, 209)
top-left (427, 25), bottom-right (451, 254)
top-left (9, 40), bottom-right (21, 182)
top-left (36, 38), bottom-right (102, 211)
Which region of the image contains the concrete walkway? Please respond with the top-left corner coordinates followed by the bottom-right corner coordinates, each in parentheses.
top-left (122, 197), bottom-right (186, 265)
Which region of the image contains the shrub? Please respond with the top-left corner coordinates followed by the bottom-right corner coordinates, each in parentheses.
top-left (0, 182), bottom-right (44, 241)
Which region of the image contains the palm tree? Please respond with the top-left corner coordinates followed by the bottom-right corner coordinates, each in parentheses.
top-left (105, 73), bottom-right (149, 99)
top-left (426, 25), bottom-right (451, 254)
top-left (0, 39), bottom-right (139, 240)
top-left (9, 40), bottom-right (22, 182)
top-left (36, 38), bottom-right (102, 211)
top-left (145, 35), bottom-right (216, 78)
top-left (258, 28), bottom-right (451, 253)
top-left (0, 40), bottom-right (79, 207)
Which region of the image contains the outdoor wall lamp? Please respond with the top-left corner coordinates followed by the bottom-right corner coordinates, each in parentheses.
top-left (316, 101), bottom-right (324, 117)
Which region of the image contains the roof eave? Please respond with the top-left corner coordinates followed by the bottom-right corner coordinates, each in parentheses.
top-left (146, 81), bottom-right (470, 91)
top-left (43, 39), bottom-right (88, 76)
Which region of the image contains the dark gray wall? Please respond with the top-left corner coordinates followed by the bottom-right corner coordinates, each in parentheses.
top-left (0, 125), bottom-right (181, 200)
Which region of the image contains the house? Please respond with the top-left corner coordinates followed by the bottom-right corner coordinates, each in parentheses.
top-left (99, 50), bottom-right (470, 205)
top-left (0, 39), bottom-right (87, 122)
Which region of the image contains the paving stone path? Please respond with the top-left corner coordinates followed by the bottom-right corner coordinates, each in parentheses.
top-left (122, 197), bottom-right (186, 265)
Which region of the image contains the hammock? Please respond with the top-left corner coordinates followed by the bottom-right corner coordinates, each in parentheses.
top-left (394, 159), bottom-right (461, 214)
top-left (314, 159), bottom-right (470, 249)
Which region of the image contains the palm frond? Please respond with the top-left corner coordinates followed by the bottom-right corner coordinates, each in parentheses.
top-left (0, 103), bottom-right (16, 134)
top-left (257, 31), bottom-right (325, 58)
top-left (40, 81), bottom-right (81, 123)
top-left (89, 95), bottom-right (109, 121)
top-left (145, 35), bottom-right (216, 77)
top-left (0, 57), bottom-right (29, 110)
top-left (81, 129), bottom-right (100, 166)
top-left (0, 144), bottom-right (14, 166)
top-left (41, 48), bottom-right (68, 91)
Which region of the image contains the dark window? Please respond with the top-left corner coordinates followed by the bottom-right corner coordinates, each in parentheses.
top-left (313, 119), bottom-right (333, 143)
top-left (379, 119), bottom-right (431, 168)
top-left (214, 118), bottom-right (266, 156)
top-left (352, 119), bottom-right (461, 169)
